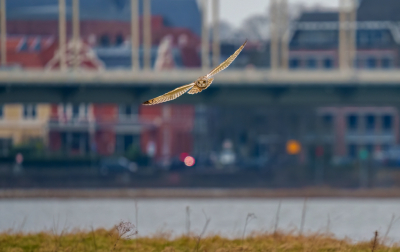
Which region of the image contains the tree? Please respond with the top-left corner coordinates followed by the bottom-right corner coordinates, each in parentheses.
top-left (238, 15), bottom-right (270, 42)
top-left (209, 20), bottom-right (237, 42)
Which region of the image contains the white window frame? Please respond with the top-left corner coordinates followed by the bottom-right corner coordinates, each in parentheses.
top-left (58, 103), bottom-right (91, 121)
top-left (22, 104), bottom-right (37, 120)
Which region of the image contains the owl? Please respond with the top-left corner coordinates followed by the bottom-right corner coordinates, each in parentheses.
top-left (143, 40), bottom-right (247, 105)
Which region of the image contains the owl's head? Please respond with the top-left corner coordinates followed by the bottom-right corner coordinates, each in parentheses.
top-left (196, 77), bottom-right (208, 88)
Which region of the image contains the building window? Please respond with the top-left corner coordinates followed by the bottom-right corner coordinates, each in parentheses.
top-left (382, 115), bottom-right (393, 131)
top-left (72, 104), bottom-right (80, 119)
top-left (382, 58), bottom-right (393, 69)
top-left (115, 34), bottom-right (124, 46)
top-left (366, 57), bottom-right (377, 68)
top-left (0, 138), bottom-right (12, 156)
top-left (116, 134), bottom-right (139, 152)
top-left (289, 58), bottom-right (300, 69)
top-left (19, 39), bottom-right (28, 51)
top-left (119, 104), bottom-right (138, 119)
top-left (348, 144), bottom-right (357, 158)
top-left (347, 114), bottom-right (358, 131)
top-left (114, 0), bottom-right (127, 9)
top-left (23, 104), bottom-right (37, 119)
top-left (70, 132), bottom-right (89, 154)
top-left (99, 34), bottom-right (110, 47)
top-left (306, 58), bottom-right (317, 69)
top-left (323, 58), bottom-right (333, 69)
top-left (61, 103), bottom-right (89, 120)
top-left (62, 104), bottom-right (68, 116)
top-left (321, 114), bottom-right (333, 132)
top-left (365, 114), bottom-right (375, 131)
top-left (366, 144), bottom-right (374, 155)
top-left (357, 30), bottom-right (390, 47)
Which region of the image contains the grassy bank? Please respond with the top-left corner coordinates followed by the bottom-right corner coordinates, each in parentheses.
top-left (0, 226), bottom-right (395, 252)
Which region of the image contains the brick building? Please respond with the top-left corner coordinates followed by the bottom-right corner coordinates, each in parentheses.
top-left (48, 103), bottom-right (195, 161)
top-left (317, 107), bottom-right (399, 159)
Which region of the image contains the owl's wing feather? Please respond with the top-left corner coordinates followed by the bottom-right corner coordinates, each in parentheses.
top-left (204, 78), bottom-right (214, 89)
top-left (207, 40), bottom-right (247, 78)
top-left (142, 83), bottom-right (195, 105)
top-left (187, 86), bottom-right (201, 94)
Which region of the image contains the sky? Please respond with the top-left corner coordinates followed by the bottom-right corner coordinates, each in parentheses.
top-left (216, 0), bottom-right (339, 28)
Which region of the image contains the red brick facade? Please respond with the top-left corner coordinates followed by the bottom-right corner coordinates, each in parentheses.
top-left (48, 103), bottom-right (195, 161)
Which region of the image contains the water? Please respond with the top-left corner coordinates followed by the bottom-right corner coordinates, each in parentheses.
top-left (1, 198), bottom-right (400, 242)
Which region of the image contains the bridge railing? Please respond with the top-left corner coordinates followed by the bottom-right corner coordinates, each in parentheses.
top-left (1, 69), bottom-right (400, 85)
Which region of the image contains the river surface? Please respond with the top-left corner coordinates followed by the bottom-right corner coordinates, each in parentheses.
top-left (1, 198), bottom-right (400, 242)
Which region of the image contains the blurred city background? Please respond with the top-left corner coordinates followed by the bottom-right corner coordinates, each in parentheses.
top-left (1, 0), bottom-right (400, 189)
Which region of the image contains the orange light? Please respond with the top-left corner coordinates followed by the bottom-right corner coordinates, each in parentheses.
top-left (184, 156), bottom-right (195, 167)
top-left (286, 140), bottom-right (301, 155)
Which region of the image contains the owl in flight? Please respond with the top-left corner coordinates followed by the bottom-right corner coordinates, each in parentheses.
top-left (142, 40), bottom-right (247, 105)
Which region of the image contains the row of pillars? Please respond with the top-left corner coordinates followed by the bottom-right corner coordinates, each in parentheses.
top-left (0, 0), bottom-right (153, 71)
top-left (0, 0), bottom-right (356, 72)
top-left (0, 0), bottom-right (221, 72)
top-left (58, 0), bottom-right (153, 71)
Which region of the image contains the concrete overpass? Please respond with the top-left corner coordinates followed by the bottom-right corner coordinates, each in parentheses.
top-left (1, 69), bottom-right (400, 106)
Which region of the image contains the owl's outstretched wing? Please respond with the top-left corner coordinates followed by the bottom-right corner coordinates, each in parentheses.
top-left (142, 83), bottom-right (195, 105)
top-left (206, 40), bottom-right (247, 78)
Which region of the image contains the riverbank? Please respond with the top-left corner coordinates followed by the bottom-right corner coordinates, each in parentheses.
top-left (0, 228), bottom-right (387, 252)
top-left (2, 187), bottom-right (400, 199)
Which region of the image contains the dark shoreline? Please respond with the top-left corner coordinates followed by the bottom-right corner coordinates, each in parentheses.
top-left (1, 188), bottom-right (400, 199)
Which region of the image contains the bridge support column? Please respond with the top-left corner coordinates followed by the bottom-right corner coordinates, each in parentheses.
top-left (201, 0), bottom-right (209, 71)
top-left (0, 0), bottom-right (6, 66)
top-left (212, 0), bottom-right (220, 68)
top-left (72, 0), bottom-right (80, 70)
top-left (143, 0), bottom-right (152, 70)
top-left (280, 0), bottom-right (288, 70)
top-left (269, 0), bottom-right (289, 71)
top-left (339, 0), bottom-right (357, 71)
top-left (270, 0), bottom-right (279, 71)
top-left (59, 0), bottom-right (67, 70)
top-left (131, 0), bottom-right (140, 71)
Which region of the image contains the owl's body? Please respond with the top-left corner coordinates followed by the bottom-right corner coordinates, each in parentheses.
top-left (142, 41), bottom-right (247, 105)
top-left (188, 76), bottom-right (214, 94)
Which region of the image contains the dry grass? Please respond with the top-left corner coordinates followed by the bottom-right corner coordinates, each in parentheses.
top-left (1, 228), bottom-right (399, 252)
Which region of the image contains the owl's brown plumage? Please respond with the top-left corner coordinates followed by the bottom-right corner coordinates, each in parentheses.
top-left (187, 78), bottom-right (213, 94)
top-left (142, 40), bottom-right (247, 105)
